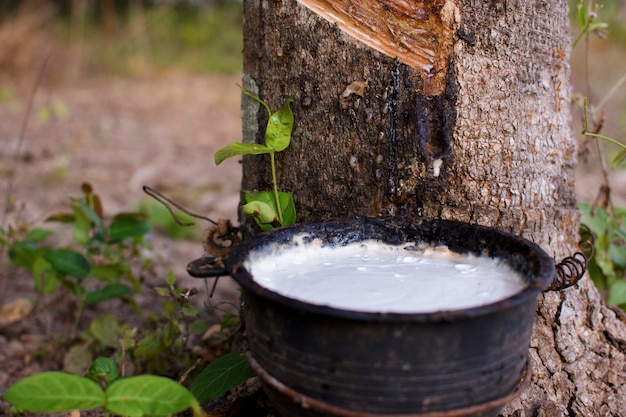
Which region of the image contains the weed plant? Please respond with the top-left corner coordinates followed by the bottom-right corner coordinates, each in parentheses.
top-left (572, 0), bottom-right (626, 309)
top-left (0, 183), bottom-right (253, 415)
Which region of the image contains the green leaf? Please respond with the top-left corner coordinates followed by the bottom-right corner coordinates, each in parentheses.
top-left (32, 255), bottom-right (60, 294)
top-left (163, 321), bottom-right (180, 348)
top-left (242, 200), bottom-right (279, 225)
top-left (579, 202), bottom-right (609, 236)
top-left (155, 287), bottom-right (171, 297)
top-left (24, 228), bottom-right (53, 243)
top-left (90, 264), bottom-right (127, 281)
top-left (87, 357), bottom-right (119, 385)
top-left (609, 244), bottom-right (626, 268)
top-left (220, 312), bottom-right (239, 330)
top-left (191, 352), bottom-right (256, 403)
top-left (85, 283), bottom-right (132, 306)
top-left (242, 89), bottom-right (272, 116)
top-left (8, 242), bottom-right (41, 270)
top-left (72, 202), bottom-right (92, 245)
top-left (166, 270), bottom-right (176, 286)
top-left (113, 211), bottom-right (148, 221)
top-left (105, 375), bottom-right (197, 417)
top-left (279, 192), bottom-right (297, 227)
top-left (3, 372), bottom-right (105, 412)
top-left (577, 3), bottom-right (588, 30)
top-left (613, 150), bottom-right (626, 167)
top-left (135, 334), bottom-right (162, 358)
top-left (46, 212), bottom-right (76, 223)
top-left (594, 232), bottom-right (617, 281)
top-left (265, 98), bottom-right (294, 152)
top-left (608, 280), bottom-right (626, 306)
top-left (587, 258), bottom-right (605, 291)
top-left (43, 249), bottom-right (91, 280)
top-left (89, 314), bottom-right (120, 348)
top-left (588, 21), bottom-right (608, 32)
top-left (189, 319), bottom-right (209, 335)
top-left (63, 343), bottom-right (94, 376)
top-left (243, 191), bottom-right (296, 230)
top-left (214, 142), bottom-right (272, 165)
top-left (108, 217), bottom-right (150, 241)
top-left (181, 304), bottom-right (198, 317)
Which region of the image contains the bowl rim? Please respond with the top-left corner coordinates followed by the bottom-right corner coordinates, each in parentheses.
top-left (227, 217), bottom-right (555, 323)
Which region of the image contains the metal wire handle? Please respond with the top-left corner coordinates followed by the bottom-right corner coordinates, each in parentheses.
top-left (549, 225), bottom-right (595, 291)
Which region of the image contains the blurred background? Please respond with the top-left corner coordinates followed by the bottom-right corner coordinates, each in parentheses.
top-left (0, 0), bottom-right (243, 82)
top-left (0, 0), bottom-right (245, 240)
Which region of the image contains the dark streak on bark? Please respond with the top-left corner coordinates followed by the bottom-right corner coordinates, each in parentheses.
top-left (387, 59), bottom-right (400, 196)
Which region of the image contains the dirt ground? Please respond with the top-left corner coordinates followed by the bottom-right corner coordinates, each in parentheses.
top-left (0, 73), bottom-right (246, 412)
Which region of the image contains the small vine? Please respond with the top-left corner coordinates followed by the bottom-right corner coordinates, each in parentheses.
top-left (215, 90), bottom-right (297, 230)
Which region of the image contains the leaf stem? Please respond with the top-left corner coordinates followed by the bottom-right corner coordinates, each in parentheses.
top-left (270, 152), bottom-right (283, 224)
top-left (583, 131), bottom-right (626, 149)
top-left (191, 400), bottom-right (204, 417)
top-left (582, 98), bottom-right (626, 151)
top-left (71, 300), bottom-right (85, 339)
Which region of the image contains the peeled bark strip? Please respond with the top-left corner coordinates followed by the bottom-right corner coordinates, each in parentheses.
top-left (241, 0), bottom-right (626, 414)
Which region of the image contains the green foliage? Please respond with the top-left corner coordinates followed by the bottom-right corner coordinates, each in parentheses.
top-left (243, 191), bottom-right (296, 232)
top-left (573, 0), bottom-right (609, 47)
top-left (570, 0), bottom-right (626, 45)
top-left (130, 272), bottom-right (205, 374)
top-left (7, 183), bottom-right (149, 304)
top-left (191, 352), bottom-right (256, 404)
top-left (138, 200), bottom-right (199, 240)
top-left (580, 202), bottom-right (626, 309)
top-left (571, 1), bottom-right (626, 312)
top-left (87, 357), bottom-right (120, 386)
top-left (1, 183), bottom-right (226, 379)
top-left (215, 92), bottom-right (297, 230)
top-left (67, 2), bottom-right (243, 75)
top-left (3, 372), bottom-right (104, 413)
top-left (2, 363), bottom-right (202, 417)
top-left (105, 376), bottom-right (198, 417)
top-left (580, 98), bottom-right (626, 167)
top-left (214, 96), bottom-right (295, 164)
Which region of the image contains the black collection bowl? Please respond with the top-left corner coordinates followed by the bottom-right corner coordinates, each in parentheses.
top-left (226, 217), bottom-right (555, 417)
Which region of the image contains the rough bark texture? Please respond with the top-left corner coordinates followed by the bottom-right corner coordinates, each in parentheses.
top-left (240, 0), bottom-right (626, 415)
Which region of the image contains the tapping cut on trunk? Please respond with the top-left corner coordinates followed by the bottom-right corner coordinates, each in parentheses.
top-left (296, 0), bottom-right (461, 96)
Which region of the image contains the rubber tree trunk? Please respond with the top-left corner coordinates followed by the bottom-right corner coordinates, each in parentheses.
top-left (240, 1), bottom-right (626, 414)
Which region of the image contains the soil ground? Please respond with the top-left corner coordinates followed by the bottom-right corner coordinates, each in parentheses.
top-left (0, 73), bottom-right (247, 414)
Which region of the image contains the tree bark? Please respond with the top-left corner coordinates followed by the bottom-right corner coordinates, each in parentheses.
top-left (240, 0), bottom-right (626, 415)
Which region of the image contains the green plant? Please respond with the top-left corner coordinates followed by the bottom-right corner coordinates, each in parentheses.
top-left (580, 202), bottom-right (626, 309)
top-left (573, 0), bottom-right (609, 48)
top-left (2, 182), bottom-right (256, 411)
top-left (215, 91), bottom-right (297, 230)
top-left (3, 358), bottom-right (203, 417)
top-left (3, 183), bottom-right (211, 375)
top-left (138, 199), bottom-right (200, 240)
top-left (8, 183), bottom-right (149, 310)
top-left (572, 0), bottom-right (626, 310)
top-left (191, 351), bottom-right (256, 404)
top-left (581, 97), bottom-right (626, 167)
